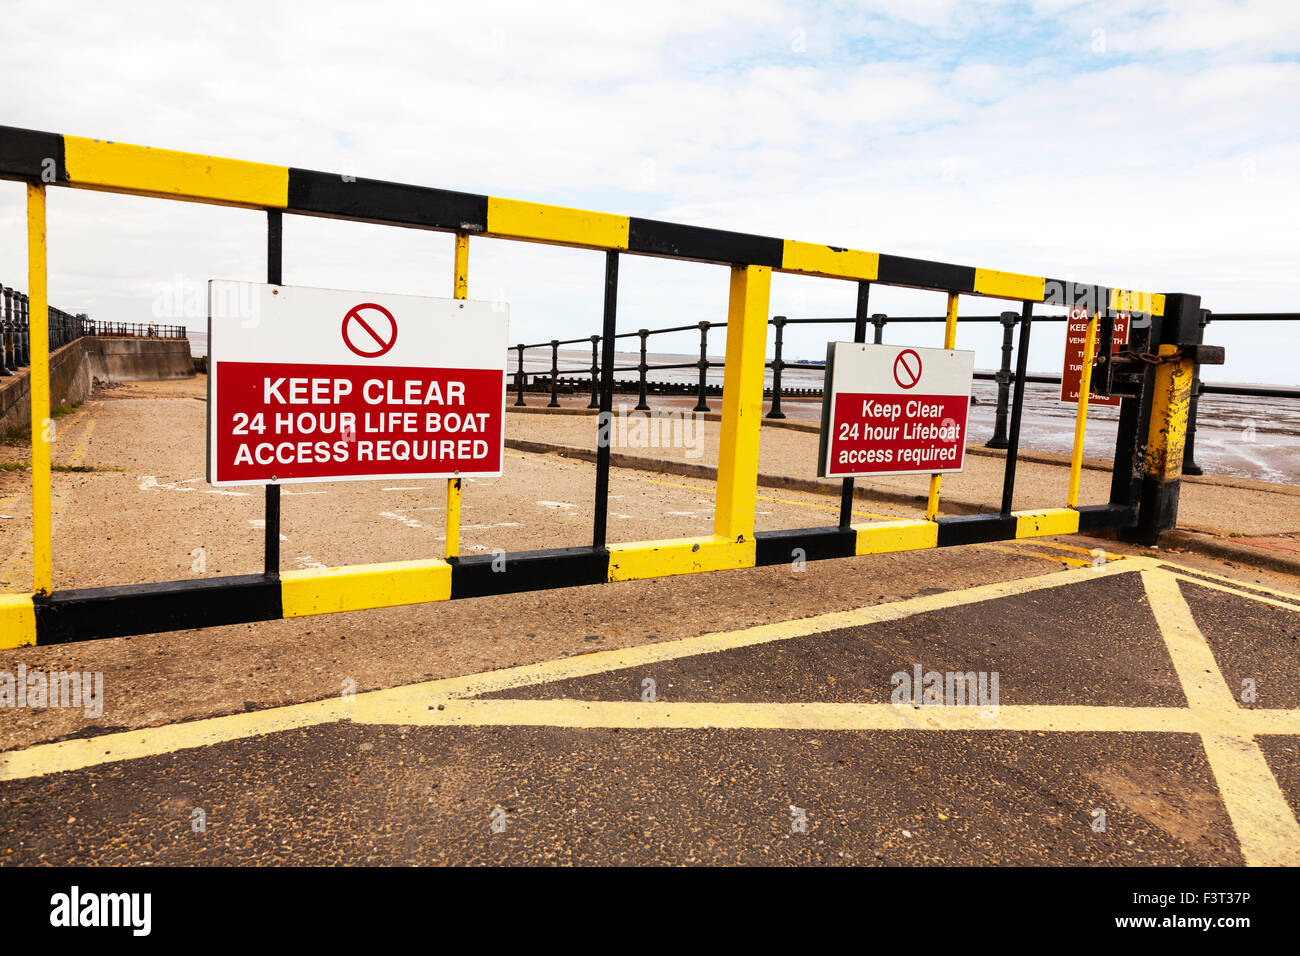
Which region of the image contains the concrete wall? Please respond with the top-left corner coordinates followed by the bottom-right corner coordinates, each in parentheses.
top-left (0, 336), bottom-right (193, 436)
top-left (82, 337), bottom-right (193, 384)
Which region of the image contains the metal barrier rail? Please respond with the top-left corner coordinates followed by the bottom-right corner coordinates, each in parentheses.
top-left (509, 310), bottom-right (1289, 476)
top-left (0, 285), bottom-right (186, 379)
top-left (0, 284), bottom-right (95, 376)
top-left (0, 124), bottom-right (1211, 647)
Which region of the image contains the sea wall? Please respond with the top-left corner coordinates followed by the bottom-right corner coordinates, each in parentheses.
top-left (0, 336), bottom-right (193, 435)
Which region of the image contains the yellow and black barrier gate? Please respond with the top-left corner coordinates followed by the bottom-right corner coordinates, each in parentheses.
top-left (0, 125), bottom-right (1222, 647)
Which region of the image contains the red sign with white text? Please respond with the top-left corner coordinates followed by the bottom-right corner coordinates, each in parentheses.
top-left (826, 392), bottom-right (968, 475)
top-left (818, 343), bottom-right (975, 479)
top-left (207, 281), bottom-right (508, 486)
top-left (1060, 306), bottom-right (1128, 407)
top-left (213, 362), bottom-right (503, 482)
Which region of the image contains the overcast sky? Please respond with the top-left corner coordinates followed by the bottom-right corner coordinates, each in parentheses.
top-left (1, 0), bottom-right (1296, 384)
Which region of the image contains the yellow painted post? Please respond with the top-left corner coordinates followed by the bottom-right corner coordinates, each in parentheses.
top-left (924, 293), bottom-right (959, 521)
top-left (27, 184), bottom-right (52, 595)
top-left (453, 232), bottom-right (469, 299)
top-left (713, 264), bottom-right (772, 542)
top-left (1143, 344), bottom-right (1194, 483)
top-left (446, 233), bottom-right (469, 559)
top-left (1067, 311), bottom-right (1099, 507)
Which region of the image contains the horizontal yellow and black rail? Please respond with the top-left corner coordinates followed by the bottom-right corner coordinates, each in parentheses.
top-left (0, 125), bottom-right (1162, 314)
top-left (1, 503), bottom-right (1133, 646)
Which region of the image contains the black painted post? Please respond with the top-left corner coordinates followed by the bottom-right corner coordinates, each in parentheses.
top-left (871, 313), bottom-right (887, 345)
top-left (839, 282), bottom-right (872, 526)
top-left (693, 321), bottom-right (711, 412)
top-left (2, 289), bottom-right (11, 367)
top-left (1000, 302), bottom-right (1034, 516)
top-left (514, 344), bottom-right (527, 406)
top-left (0, 292), bottom-right (10, 377)
top-left (593, 252), bottom-right (619, 549)
top-left (0, 288), bottom-right (10, 376)
top-left (986, 310), bottom-right (1018, 449)
top-left (767, 315), bottom-right (786, 419)
top-left (635, 329), bottom-right (650, 411)
top-left (1, 288), bottom-right (10, 374)
top-left (1128, 293), bottom-right (1201, 543)
top-left (20, 306), bottom-right (28, 365)
top-left (15, 291), bottom-right (23, 366)
top-left (264, 210), bottom-right (283, 578)
top-left (588, 334), bottom-right (600, 409)
top-left (548, 339), bottom-right (561, 408)
top-left (20, 295), bottom-right (29, 363)
top-left (1182, 308), bottom-right (1209, 476)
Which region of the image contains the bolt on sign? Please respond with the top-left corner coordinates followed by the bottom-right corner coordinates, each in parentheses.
top-left (1060, 305), bottom-right (1129, 407)
top-left (817, 342), bottom-right (975, 478)
top-left (207, 281), bottom-right (508, 485)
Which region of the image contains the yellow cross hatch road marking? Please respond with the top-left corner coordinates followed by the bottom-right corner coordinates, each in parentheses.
top-left (2, 557), bottom-right (1297, 865)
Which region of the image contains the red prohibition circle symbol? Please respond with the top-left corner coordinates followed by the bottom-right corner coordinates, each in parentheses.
top-left (341, 303), bottom-right (398, 358)
top-left (893, 348), bottom-right (922, 389)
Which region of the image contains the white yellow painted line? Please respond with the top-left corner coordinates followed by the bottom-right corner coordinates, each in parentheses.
top-left (1199, 733), bottom-right (1300, 867)
top-left (352, 698), bottom-right (1300, 736)
top-left (1141, 568), bottom-right (1300, 866)
top-left (0, 697), bottom-right (349, 783)
top-left (1165, 571), bottom-right (1300, 613)
top-left (979, 543), bottom-right (1101, 568)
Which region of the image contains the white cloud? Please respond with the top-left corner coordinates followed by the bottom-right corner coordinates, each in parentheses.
top-left (0, 0), bottom-right (1296, 384)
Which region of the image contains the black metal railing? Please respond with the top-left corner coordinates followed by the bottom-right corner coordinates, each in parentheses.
top-left (506, 310), bottom-right (1297, 476)
top-left (0, 283), bottom-right (187, 379)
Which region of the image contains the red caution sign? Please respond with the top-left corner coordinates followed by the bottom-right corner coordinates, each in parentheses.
top-left (207, 282), bottom-right (508, 486)
top-left (818, 343), bottom-right (975, 479)
top-left (1060, 306), bottom-right (1128, 407)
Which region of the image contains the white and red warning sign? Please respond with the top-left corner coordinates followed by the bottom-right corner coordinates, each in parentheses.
top-left (207, 281), bottom-right (508, 486)
top-left (817, 342), bottom-right (975, 479)
top-left (1060, 306), bottom-right (1129, 407)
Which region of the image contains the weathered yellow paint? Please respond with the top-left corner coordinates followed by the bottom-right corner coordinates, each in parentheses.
top-left (280, 559), bottom-right (452, 617)
top-left (607, 535), bottom-right (755, 582)
top-left (780, 240), bottom-right (879, 281)
top-left (1143, 344), bottom-right (1194, 483)
top-left (1013, 508), bottom-right (1080, 538)
top-left (446, 233), bottom-right (470, 559)
top-left (925, 293), bottom-right (959, 521)
top-left (27, 185), bottom-right (51, 596)
top-left (486, 197), bottom-right (629, 250)
top-left (0, 594), bottom-right (36, 649)
top-left (445, 477), bottom-right (462, 560)
top-left (453, 232), bottom-right (469, 299)
top-left (1110, 288), bottom-right (1166, 318)
top-left (63, 136), bottom-right (289, 208)
top-left (853, 519), bottom-right (938, 555)
top-left (1067, 312), bottom-right (1098, 507)
top-left (973, 268), bottom-right (1045, 302)
top-left (714, 265), bottom-right (772, 542)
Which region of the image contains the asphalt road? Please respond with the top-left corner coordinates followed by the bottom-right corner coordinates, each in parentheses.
top-left (0, 380), bottom-right (1298, 865)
